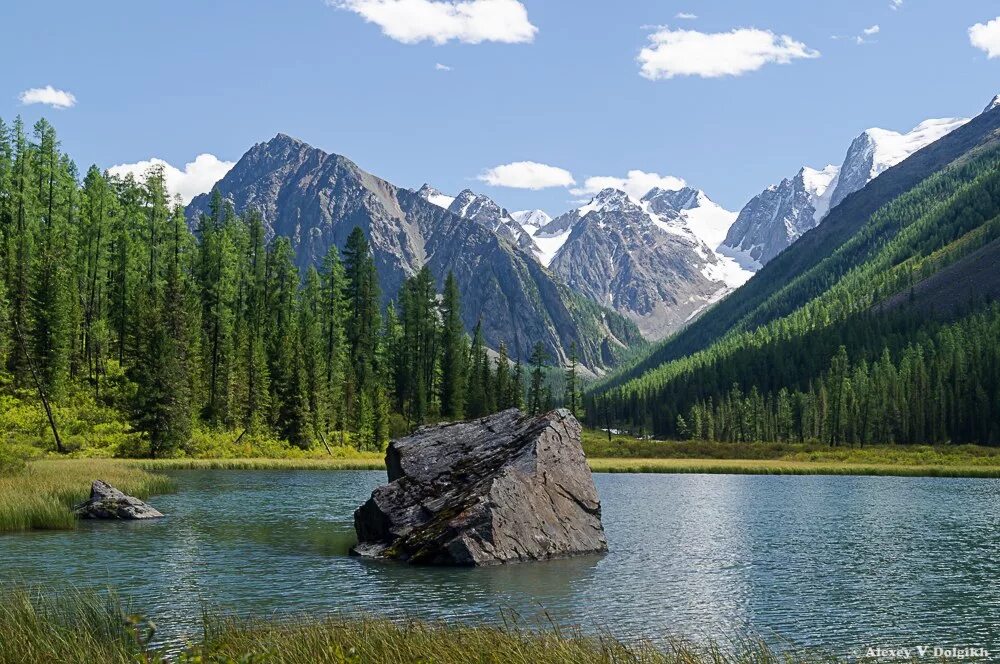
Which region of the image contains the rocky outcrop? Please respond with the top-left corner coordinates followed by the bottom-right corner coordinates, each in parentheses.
top-left (74, 480), bottom-right (164, 520)
top-left (352, 409), bottom-right (607, 566)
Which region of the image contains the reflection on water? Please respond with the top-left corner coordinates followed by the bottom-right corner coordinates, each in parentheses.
top-left (2, 470), bottom-right (999, 656)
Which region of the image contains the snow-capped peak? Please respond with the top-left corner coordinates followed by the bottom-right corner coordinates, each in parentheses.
top-left (416, 183), bottom-right (456, 210)
top-left (799, 164), bottom-right (840, 223)
top-left (579, 188), bottom-right (637, 216)
top-left (985, 95), bottom-right (1000, 114)
top-left (862, 118), bottom-right (970, 179)
top-left (511, 209), bottom-right (552, 232)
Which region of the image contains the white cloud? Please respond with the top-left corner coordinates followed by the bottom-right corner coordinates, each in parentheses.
top-left (890, 0), bottom-right (903, 10)
top-left (570, 170), bottom-right (686, 200)
top-left (478, 161), bottom-right (575, 190)
top-left (435, 62), bottom-right (452, 70)
top-left (334, 0), bottom-right (536, 45)
top-left (18, 85), bottom-right (77, 109)
top-left (675, 12), bottom-right (697, 20)
top-left (638, 27), bottom-right (819, 80)
top-left (108, 154), bottom-right (235, 205)
top-left (970, 17), bottom-right (1000, 58)
top-left (864, 25), bottom-right (880, 36)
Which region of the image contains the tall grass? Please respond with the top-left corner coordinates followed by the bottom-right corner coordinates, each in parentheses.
top-left (0, 587), bottom-right (150, 664)
top-left (0, 586), bottom-right (827, 664)
top-left (0, 460), bottom-right (174, 532)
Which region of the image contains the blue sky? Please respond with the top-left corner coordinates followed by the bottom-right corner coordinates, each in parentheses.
top-left (2, 0), bottom-right (999, 214)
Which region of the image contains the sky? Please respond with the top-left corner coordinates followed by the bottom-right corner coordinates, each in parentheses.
top-left (2, 0), bottom-right (999, 215)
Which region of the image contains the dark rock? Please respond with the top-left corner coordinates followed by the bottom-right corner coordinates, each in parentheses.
top-left (352, 408), bottom-right (607, 566)
top-left (73, 480), bottom-right (164, 520)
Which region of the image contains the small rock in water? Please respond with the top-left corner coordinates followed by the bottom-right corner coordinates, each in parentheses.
top-left (352, 408), bottom-right (608, 566)
top-left (74, 480), bottom-right (164, 520)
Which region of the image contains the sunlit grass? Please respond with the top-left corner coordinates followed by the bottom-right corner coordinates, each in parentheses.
top-left (0, 586), bottom-right (828, 664)
top-left (0, 460), bottom-right (174, 533)
top-left (587, 457), bottom-right (1000, 478)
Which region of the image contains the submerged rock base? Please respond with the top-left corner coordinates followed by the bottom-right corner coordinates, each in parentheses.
top-left (352, 408), bottom-right (607, 566)
top-left (74, 480), bottom-right (164, 520)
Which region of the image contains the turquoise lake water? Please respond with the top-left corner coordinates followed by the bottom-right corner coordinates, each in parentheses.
top-left (2, 470), bottom-right (999, 657)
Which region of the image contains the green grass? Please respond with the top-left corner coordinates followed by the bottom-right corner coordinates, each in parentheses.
top-left (0, 586), bottom-right (829, 664)
top-left (133, 456), bottom-right (385, 471)
top-left (0, 459), bottom-right (175, 533)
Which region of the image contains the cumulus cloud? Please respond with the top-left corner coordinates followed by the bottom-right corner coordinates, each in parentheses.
top-left (890, 0), bottom-right (903, 10)
top-left (333, 0), bottom-right (537, 45)
top-left (570, 170), bottom-right (686, 200)
top-left (675, 12), bottom-right (697, 20)
top-left (970, 17), bottom-right (1000, 58)
top-left (108, 154), bottom-right (235, 205)
top-left (18, 86), bottom-right (77, 109)
top-left (435, 62), bottom-right (452, 70)
top-left (478, 161), bottom-right (576, 190)
top-left (864, 25), bottom-right (880, 36)
top-left (638, 27), bottom-right (819, 80)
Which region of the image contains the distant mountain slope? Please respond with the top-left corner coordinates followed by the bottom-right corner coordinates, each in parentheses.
top-left (542, 187), bottom-right (751, 340)
top-left (187, 134), bottom-right (643, 371)
top-left (722, 118), bottom-right (968, 266)
top-left (547, 189), bottom-right (729, 339)
top-left (594, 100), bottom-right (1000, 399)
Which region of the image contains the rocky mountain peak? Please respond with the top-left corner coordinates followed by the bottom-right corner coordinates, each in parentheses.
top-left (642, 186), bottom-right (702, 215)
top-left (985, 95), bottom-right (1000, 114)
top-left (416, 183), bottom-right (455, 210)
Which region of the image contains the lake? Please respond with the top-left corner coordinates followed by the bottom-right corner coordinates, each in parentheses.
top-left (2, 470), bottom-right (999, 658)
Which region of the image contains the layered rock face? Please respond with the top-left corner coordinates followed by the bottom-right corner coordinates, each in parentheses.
top-left (352, 409), bottom-right (607, 566)
top-left (74, 480), bottom-right (164, 520)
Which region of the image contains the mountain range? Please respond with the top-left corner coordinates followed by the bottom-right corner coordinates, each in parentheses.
top-left (186, 96), bottom-right (989, 375)
top-left (186, 135), bottom-right (644, 373)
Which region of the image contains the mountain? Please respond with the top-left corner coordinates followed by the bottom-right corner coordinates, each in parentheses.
top-left (589, 98), bottom-right (1000, 440)
top-left (186, 134), bottom-right (643, 371)
top-left (546, 188), bottom-right (749, 340)
top-left (722, 165), bottom-right (838, 265)
top-left (511, 209), bottom-right (551, 231)
top-left (445, 189), bottom-right (540, 257)
top-left (415, 183), bottom-right (455, 210)
top-left (722, 117), bottom-right (968, 266)
top-left (828, 118), bottom-right (969, 209)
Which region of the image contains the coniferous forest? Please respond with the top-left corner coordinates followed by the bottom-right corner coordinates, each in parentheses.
top-left (0, 117), bottom-right (563, 458)
top-left (586, 133), bottom-right (1000, 446)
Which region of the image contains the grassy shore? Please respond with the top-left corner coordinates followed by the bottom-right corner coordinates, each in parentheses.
top-left (0, 460), bottom-right (174, 532)
top-left (4, 437), bottom-right (1000, 533)
top-left (0, 586), bottom-right (821, 664)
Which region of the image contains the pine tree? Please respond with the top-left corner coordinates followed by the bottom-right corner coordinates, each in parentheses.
top-left (320, 245), bottom-right (348, 440)
top-left (564, 342), bottom-right (579, 416)
top-left (528, 341), bottom-right (547, 415)
top-left (438, 271), bottom-right (466, 420)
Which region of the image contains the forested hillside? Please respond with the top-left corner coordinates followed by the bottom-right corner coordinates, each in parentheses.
top-left (0, 117), bottom-right (560, 458)
top-left (586, 104), bottom-right (1000, 445)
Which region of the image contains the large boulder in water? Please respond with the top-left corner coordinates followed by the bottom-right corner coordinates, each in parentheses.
top-left (73, 480), bottom-right (164, 520)
top-left (351, 408), bottom-right (607, 566)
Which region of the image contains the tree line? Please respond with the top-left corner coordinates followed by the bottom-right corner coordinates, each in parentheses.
top-left (0, 117), bottom-right (565, 457)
